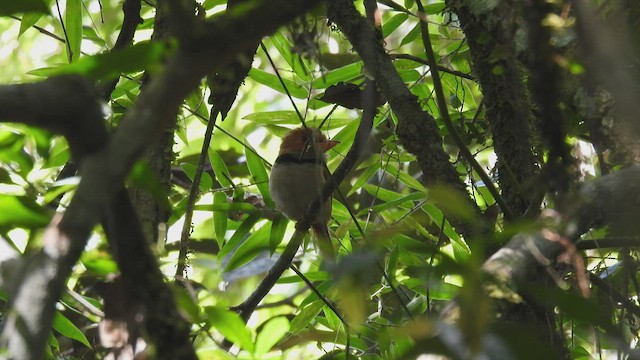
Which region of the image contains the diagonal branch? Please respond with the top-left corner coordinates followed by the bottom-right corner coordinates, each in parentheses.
top-left (230, 79), bottom-right (378, 326)
top-left (327, 0), bottom-right (485, 239)
top-left (0, 0), bottom-right (325, 357)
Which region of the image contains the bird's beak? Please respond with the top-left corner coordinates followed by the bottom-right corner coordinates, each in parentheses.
top-left (319, 140), bottom-right (340, 151)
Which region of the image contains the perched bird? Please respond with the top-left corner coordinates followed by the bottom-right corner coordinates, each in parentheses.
top-left (269, 127), bottom-right (339, 259)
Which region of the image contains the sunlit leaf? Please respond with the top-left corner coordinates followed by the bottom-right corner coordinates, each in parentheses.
top-left (382, 13), bottom-right (408, 38)
top-left (224, 221), bottom-right (271, 271)
top-left (312, 62), bottom-right (363, 89)
top-left (28, 41), bottom-right (168, 79)
top-left (268, 32), bottom-right (311, 81)
top-left (278, 271), bottom-right (330, 283)
top-left (219, 213), bottom-right (260, 259)
top-left (180, 162), bottom-right (213, 192)
top-left (194, 203), bottom-right (256, 212)
top-left (385, 163), bottom-right (427, 192)
top-left (428, 185), bottom-right (478, 222)
top-left (424, 2), bottom-right (445, 14)
top-left (348, 158), bottom-right (381, 196)
top-left (0, 195), bottom-right (50, 229)
top-left (248, 68), bottom-right (307, 98)
top-left (52, 312), bottom-right (91, 348)
top-left (401, 22), bottom-right (421, 46)
top-left (269, 214), bottom-right (288, 254)
top-left (290, 300), bottom-right (324, 335)
top-left (213, 191), bottom-right (228, 248)
top-left (65, 0), bottom-right (82, 62)
top-left (243, 110), bottom-right (300, 124)
top-left (80, 251), bottom-right (118, 276)
top-left (254, 316), bottom-right (289, 355)
top-left (208, 149), bottom-right (233, 188)
top-left (18, 13), bottom-right (43, 36)
top-left (244, 144), bottom-right (272, 206)
top-left (421, 203), bottom-right (470, 261)
top-left (204, 306), bottom-right (254, 353)
top-left (172, 286), bottom-right (202, 323)
top-left (82, 25), bottom-right (106, 46)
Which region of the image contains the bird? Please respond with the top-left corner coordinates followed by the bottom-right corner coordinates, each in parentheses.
top-left (269, 127), bottom-right (339, 260)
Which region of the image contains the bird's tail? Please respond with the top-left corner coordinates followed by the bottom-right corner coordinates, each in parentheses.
top-left (311, 223), bottom-right (336, 261)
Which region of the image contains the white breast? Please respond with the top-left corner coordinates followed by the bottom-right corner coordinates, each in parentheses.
top-left (269, 162), bottom-right (325, 222)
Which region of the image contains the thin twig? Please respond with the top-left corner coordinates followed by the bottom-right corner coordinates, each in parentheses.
top-left (391, 53), bottom-right (475, 80)
top-left (260, 42), bottom-right (307, 127)
top-left (55, 0), bottom-right (74, 63)
top-left (290, 264), bottom-right (352, 357)
top-left (175, 109), bottom-right (219, 280)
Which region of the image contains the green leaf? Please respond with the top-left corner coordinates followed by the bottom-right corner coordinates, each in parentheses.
top-left (428, 184), bottom-right (477, 222)
top-left (243, 110), bottom-right (300, 125)
top-left (268, 32), bottom-right (311, 81)
top-left (348, 157), bottom-right (381, 196)
top-left (244, 111), bottom-right (352, 130)
top-left (172, 286), bottom-right (202, 323)
top-left (52, 312), bottom-right (91, 348)
top-left (312, 62), bottom-right (363, 89)
top-left (224, 221), bottom-right (271, 271)
top-left (203, 0), bottom-right (227, 10)
top-left (421, 203), bottom-right (470, 261)
top-left (80, 251), bottom-right (119, 276)
top-left (401, 22), bottom-right (421, 46)
top-left (244, 145), bottom-right (272, 206)
top-left (65, 0), bottom-right (82, 62)
top-left (28, 41), bottom-right (168, 80)
top-left (19, 13), bottom-right (43, 36)
top-left (255, 317), bottom-right (289, 355)
top-left (362, 185), bottom-right (416, 209)
top-left (0, 0), bottom-right (48, 16)
top-left (330, 117), bottom-right (359, 156)
top-left (424, 2), bottom-right (445, 14)
top-left (248, 68), bottom-right (308, 98)
top-left (363, 190), bottom-right (426, 215)
top-left (0, 195), bottom-right (50, 229)
top-left (180, 163), bottom-right (213, 192)
top-left (204, 306), bottom-right (254, 353)
top-left (279, 271), bottom-right (329, 284)
top-left (82, 25), bottom-right (106, 46)
top-left (208, 149), bottom-right (233, 188)
top-left (269, 214), bottom-right (288, 254)
top-left (382, 13), bottom-right (408, 38)
top-left (194, 203), bottom-right (256, 212)
top-left (289, 300), bottom-right (324, 335)
top-left (219, 213), bottom-right (260, 259)
top-left (385, 163), bottom-right (427, 192)
top-left (213, 191), bottom-right (228, 248)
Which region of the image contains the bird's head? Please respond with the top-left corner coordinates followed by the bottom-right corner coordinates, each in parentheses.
top-left (279, 127), bottom-right (339, 158)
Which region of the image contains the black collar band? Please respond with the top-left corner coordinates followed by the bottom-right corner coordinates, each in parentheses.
top-left (275, 153), bottom-right (322, 165)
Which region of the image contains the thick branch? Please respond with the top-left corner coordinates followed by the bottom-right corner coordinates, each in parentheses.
top-left (0, 0), bottom-right (324, 357)
top-left (0, 76), bottom-right (107, 360)
top-left (327, 0), bottom-right (483, 239)
top-left (446, 0), bottom-right (539, 217)
top-left (483, 165), bottom-right (640, 289)
top-left (103, 188), bottom-right (197, 359)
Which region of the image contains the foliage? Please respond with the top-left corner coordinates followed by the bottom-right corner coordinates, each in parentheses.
top-left (0, 0), bottom-right (639, 359)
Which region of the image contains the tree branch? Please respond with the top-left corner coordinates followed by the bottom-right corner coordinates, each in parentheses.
top-left (327, 0), bottom-right (484, 239)
top-left (446, 0), bottom-right (540, 218)
top-left (483, 165), bottom-right (640, 291)
top-left (0, 0), bottom-right (324, 357)
top-left (230, 79), bottom-right (377, 330)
